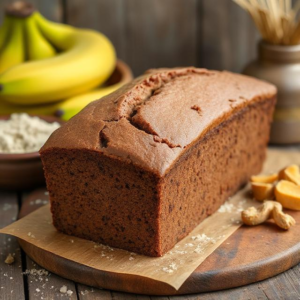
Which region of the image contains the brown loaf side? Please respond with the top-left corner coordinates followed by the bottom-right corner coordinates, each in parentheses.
top-left (40, 68), bottom-right (276, 257)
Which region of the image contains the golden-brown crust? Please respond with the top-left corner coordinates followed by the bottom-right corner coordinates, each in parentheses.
top-left (40, 67), bottom-right (276, 176)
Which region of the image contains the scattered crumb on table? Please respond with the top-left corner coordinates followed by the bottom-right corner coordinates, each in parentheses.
top-left (4, 253), bottom-right (14, 265)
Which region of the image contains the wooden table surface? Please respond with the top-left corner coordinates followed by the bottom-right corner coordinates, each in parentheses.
top-left (1, 192), bottom-right (300, 299)
top-left (1, 146), bottom-right (300, 300)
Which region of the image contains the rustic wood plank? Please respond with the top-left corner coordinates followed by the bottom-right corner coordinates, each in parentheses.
top-left (77, 284), bottom-right (111, 299)
top-left (136, 295), bottom-right (153, 300)
top-left (258, 264), bottom-right (300, 299)
top-left (111, 292), bottom-right (147, 300)
top-left (0, 192), bottom-right (25, 300)
top-left (0, 0), bottom-right (62, 24)
top-left (65, 0), bottom-right (126, 64)
top-left (170, 285), bottom-right (268, 300)
top-left (200, 0), bottom-right (260, 73)
top-left (20, 191), bottom-right (78, 300)
top-left (124, 0), bottom-right (198, 76)
top-left (25, 257), bottom-right (78, 300)
top-left (31, 0), bottom-right (62, 22)
top-left (66, 0), bottom-right (198, 76)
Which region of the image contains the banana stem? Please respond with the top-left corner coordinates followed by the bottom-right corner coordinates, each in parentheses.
top-left (5, 1), bottom-right (35, 18)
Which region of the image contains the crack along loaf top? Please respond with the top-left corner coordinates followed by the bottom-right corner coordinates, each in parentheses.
top-left (41, 67), bottom-right (277, 176)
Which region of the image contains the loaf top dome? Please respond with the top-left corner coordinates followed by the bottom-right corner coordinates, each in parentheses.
top-left (41, 68), bottom-right (276, 176)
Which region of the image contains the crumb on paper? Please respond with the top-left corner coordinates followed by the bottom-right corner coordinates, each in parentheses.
top-left (162, 262), bottom-right (178, 273)
top-left (230, 217), bottom-right (242, 225)
top-left (191, 233), bottom-right (216, 244)
top-left (129, 252), bottom-right (136, 261)
top-left (218, 199), bottom-right (247, 214)
top-left (4, 253), bottom-right (14, 265)
top-left (192, 233), bottom-right (209, 241)
top-left (174, 250), bottom-right (187, 255)
top-left (218, 202), bottom-right (235, 213)
top-left (168, 249), bottom-right (188, 255)
top-left (191, 234), bottom-right (219, 253)
top-left (194, 246), bottom-right (203, 254)
top-left (93, 244), bottom-right (114, 251)
top-left (237, 199), bottom-right (247, 212)
top-left (93, 243), bottom-right (115, 260)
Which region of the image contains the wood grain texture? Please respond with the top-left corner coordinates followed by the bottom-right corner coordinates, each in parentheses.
top-left (0, 0), bottom-right (261, 75)
top-left (199, 0), bottom-right (260, 72)
top-left (25, 256), bottom-right (78, 300)
top-left (77, 284), bottom-right (109, 299)
top-left (66, 0), bottom-right (198, 76)
top-left (0, 0), bottom-right (62, 24)
top-left (29, 0), bottom-right (62, 21)
top-left (65, 0), bottom-right (126, 62)
top-left (18, 188), bottom-right (300, 296)
top-left (64, 0), bottom-right (259, 75)
top-left (18, 190), bottom-right (79, 300)
top-left (0, 193), bottom-right (25, 300)
top-left (258, 264), bottom-right (300, 299)
top-left (124, 0), bottom-right (198, 76)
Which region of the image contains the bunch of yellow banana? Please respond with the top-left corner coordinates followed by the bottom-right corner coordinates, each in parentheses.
top-left (0, 1), bottom-right (131, 120)
top-left (0, 81), bottom-right (124, 120)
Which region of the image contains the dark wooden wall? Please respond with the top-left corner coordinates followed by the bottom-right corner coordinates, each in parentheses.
top-left (0, 0), bottom-right (260, 76)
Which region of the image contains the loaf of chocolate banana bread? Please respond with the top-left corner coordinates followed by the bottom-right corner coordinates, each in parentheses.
top-left (40, 68), bottom-right (276, 257)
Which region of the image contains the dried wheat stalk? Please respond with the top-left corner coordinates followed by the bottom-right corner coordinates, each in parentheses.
top-left (233, 0), bottom-right (300, 45)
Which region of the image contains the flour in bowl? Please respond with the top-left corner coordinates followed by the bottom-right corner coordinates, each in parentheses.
top-left (0, 113), bottom-right (60, 153)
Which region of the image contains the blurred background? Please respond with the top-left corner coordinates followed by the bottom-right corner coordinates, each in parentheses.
top-left (0, 0), bottom-right (259, 76)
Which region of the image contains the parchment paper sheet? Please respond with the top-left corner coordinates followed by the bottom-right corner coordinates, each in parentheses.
top-left (1, 149), bottom-right (299, 290)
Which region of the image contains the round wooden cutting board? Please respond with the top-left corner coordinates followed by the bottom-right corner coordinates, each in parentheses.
top-left (18, 188), bottom-right (300, 295)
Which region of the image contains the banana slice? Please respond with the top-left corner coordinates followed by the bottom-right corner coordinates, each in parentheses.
top-left (283, 165), bottom-right (300, 186)
top-left (251, 182), bottom-right (275, 201)
top-left (250, 173), bottom-right (278, 184)
top-left (275, 180), bottom-right (300, 210)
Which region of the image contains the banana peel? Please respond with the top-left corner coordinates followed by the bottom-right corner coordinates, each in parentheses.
top-left (57, 83), bottom-right (124, 120)
top-left (251, 182), bottom-right (275, 201)
top-left (0, 6), bottom-right (116, 105)
top-left (0, 81), bottom-right (123, 120)
top-left (0, 3), bottom-right (130, 117)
